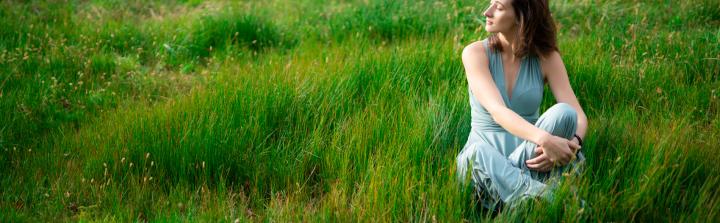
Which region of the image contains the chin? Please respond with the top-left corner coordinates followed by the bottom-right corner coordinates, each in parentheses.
top-left (485, 26), bottom-right (496, 33)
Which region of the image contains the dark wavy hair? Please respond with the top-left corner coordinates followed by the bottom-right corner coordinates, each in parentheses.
top-left (488, 0), bottom-right (558, 58)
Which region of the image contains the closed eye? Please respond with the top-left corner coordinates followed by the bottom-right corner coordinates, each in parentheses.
top-left (494, 1), bottom-right (506, 10)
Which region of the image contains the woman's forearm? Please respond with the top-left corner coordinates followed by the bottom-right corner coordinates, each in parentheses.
top-left (491, 105), bottom-right (587, 146)
top-left (490, 106), bottom-right (551, 145)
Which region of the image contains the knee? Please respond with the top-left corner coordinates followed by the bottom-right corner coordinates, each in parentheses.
top-left (548, 103), bottom-right (577, 123)
top-left (539, 103), bottom-right (578, 139)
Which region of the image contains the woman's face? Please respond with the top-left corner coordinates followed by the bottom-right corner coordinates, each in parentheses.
top-left (483, 0), bottom-right (517, 33)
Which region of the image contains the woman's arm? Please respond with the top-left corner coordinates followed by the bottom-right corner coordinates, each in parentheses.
top-left (462, 42), bottom-right (557, 147)
top-left (542, 51), bottom-right (588, 141)
top-left (462, 42), bottom-right (578, 165)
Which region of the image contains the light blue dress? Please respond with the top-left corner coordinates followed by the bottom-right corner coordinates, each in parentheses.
top-left (456, 39), bottom-right (584, 209)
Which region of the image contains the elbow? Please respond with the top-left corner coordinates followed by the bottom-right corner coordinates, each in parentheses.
top-left (490, 114), bottom-right (502, 125)
top-left (485, 105), bottom-right (506, 123)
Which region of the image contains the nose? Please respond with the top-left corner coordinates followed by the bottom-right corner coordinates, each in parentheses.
top-left (483, 4), bottom-right (494, 17)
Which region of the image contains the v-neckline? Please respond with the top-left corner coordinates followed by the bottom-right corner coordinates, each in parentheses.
top-left (499, 55), bottom-right (524, 102)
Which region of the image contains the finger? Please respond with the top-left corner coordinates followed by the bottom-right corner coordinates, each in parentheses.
top-left (539, 162), bottom-right (553, 172)
top-left (527, 162), bottom-right (541, 170)
top-left (525, 155), bottom-right (543, 164)
top-left (563, 147), bottom-right (576, 164)
top-left (568, 140), bottom-right (581, 151)
top-left (526, 155), bottom-right (544, 165)
top-left (528, 161), bottom-right (546, 170)
top-left (534, 146), bottom-right (543, 155)
top-left (533, 159), bottom-right (552, 172)
top-left (525, 156), bottom-right (540, 165)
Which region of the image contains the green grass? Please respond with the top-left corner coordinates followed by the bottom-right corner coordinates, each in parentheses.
top-left (1, 0), bottom-right (719, 221)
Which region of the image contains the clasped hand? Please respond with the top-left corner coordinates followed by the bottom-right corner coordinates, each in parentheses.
top-left (525, 135), bottom-right (581, 172)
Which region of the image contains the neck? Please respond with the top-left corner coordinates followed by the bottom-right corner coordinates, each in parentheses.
top-left (497, 32), bottom-right (518, 60)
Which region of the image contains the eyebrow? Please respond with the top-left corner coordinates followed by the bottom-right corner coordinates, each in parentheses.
top-left (493, 0), bottom-right (506, 7)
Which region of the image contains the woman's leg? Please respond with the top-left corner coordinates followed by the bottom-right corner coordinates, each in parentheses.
top-left (508, 103), bottom-right (585, 182)
top-left (456, 103), bottom-right (584, 207)
top-left (457, 141), bottom-right (547, 207)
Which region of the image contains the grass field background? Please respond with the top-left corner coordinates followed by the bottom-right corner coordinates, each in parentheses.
top-left (1, 0), bottom-right (719, 221)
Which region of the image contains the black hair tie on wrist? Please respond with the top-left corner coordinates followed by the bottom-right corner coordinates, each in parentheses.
top-left (574, 134), bottom-right (583, 147)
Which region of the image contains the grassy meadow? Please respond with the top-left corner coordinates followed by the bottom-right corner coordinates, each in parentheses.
top-left (1, 0), bottom-right (719, 221)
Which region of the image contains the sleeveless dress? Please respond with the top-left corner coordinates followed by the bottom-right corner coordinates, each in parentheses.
top-left (456, 39), bottom-right (584, 208)
top-left (466, 40), bottom-right (545, 156)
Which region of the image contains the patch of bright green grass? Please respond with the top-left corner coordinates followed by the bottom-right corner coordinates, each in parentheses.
top-left (1, 0), bottom-right (719, 222)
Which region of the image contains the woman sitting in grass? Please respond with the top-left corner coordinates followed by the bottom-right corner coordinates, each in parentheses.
top-left (456, 0), bottom-right (588, 212)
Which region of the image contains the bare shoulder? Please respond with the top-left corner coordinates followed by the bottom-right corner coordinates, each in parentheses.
top-left (461, 40), bottom-right (488, 64)
top-left (539, 50), bottom-right (562, 63)
top-left (539, 50), bottom-right (565, 79)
